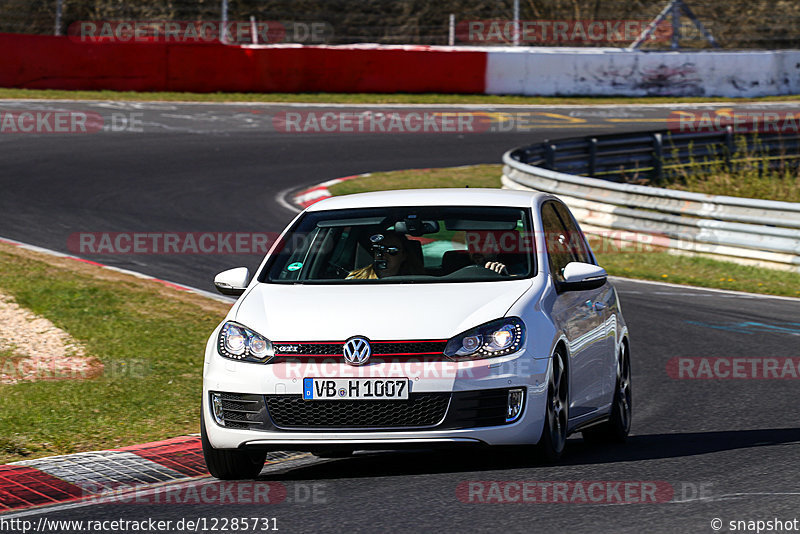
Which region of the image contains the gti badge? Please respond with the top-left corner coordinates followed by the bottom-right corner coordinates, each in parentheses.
top-left (343, 336), bottom-right (371, 366)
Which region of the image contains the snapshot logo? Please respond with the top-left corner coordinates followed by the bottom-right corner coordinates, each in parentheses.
top-left (68, 232), bottom-right (278, 255)
top-left (68, 21), bottom-right (332, 44)
top-left (456, 19), bottom-right (671, 44)
top-left (456, 480), bottom-right (676, 504)
top-left (668, 109), bottom-right (800, 134)
top-left (0, 111), bottom-right (142, 134)
top-left (667, 357), bottom-right (800, 380)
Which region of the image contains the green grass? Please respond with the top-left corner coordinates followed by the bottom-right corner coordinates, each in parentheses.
top-left (328, 166), bottom-right (800, 298)
top-left (662, 168), bottom-right (800, 202)
top-left (3, 87), bottom-right (800, 105)
top-left (595, 246), bottom-right (800, 297)
top-left (0, 243), bottom-right (229, 463)
top-left (329, 165), bottom-right (502, 195)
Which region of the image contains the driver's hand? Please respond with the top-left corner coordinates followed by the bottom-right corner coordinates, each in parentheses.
top-left (484, 261), bottom-right (508, 275)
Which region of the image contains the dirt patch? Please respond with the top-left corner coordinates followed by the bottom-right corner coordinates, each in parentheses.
top-left (0, 292), bottom-right (101, 384)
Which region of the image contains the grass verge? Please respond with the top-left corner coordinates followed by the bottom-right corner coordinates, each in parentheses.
top-left (660, 163), bottom-right (800, 203)
top-left (328, 166), bottom-right (800, 298)
top-left (3, 88), bottom-right (800, 105)
top-left (330, 165), bottom-right (502, 195)
top-left (0, 242), bottom-right (229, 463)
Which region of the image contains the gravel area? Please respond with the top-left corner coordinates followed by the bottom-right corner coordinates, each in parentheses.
top-left (0, 292), bottom-right (99, 384)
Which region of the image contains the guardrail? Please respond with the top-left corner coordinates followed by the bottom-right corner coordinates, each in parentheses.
top-left (503, 129), bottom-right (800, 272)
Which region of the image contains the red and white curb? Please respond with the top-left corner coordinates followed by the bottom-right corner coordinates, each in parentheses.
top-left (292, 173), bottom-right (368, 209)
top-left (0, 236), bottom-right (320, 514)
top-left (0, 436), bottom-right (310, 513)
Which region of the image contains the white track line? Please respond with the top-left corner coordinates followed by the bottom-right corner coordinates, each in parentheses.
top-left (0, 235), bottom-right (234, 304)
top-left (610, 276), bottom-right (800, 302)
top-left (275, 184), bottom-right (303, 213)
top-left (3, 99), bottom-right (800, 110)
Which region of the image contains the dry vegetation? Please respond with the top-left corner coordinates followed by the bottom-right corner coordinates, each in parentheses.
top-left (1, 0), bottom-right (799, 48)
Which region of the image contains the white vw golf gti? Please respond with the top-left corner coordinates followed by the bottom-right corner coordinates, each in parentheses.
top-left (202, 189), bottom-right (631, 479)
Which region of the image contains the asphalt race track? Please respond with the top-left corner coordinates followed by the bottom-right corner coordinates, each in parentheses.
top-left (1, 101), bottom-right (799, 533)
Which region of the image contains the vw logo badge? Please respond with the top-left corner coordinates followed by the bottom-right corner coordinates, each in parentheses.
top-left (343, 336), bottom-right (371, 366)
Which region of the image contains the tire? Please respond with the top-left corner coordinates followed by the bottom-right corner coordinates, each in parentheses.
top-left (201, 413), bottom-right (266, 480)
top-left (314, 449), bottom-right (354, 459)
top-left (537, 348), bottom-right (568, 462)
top-left (582, 342), bottom-right (632, 444)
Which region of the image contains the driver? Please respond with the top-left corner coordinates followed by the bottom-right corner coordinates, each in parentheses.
top-left (471, 251), bottom-right (508, 275)
top-left (347, 231), bottom-right (413, 279)
top-left (466, 231), bottom-right (509, 275)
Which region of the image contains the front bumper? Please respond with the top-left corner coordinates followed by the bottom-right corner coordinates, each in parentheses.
top-left (202, 345), bottom-right (551, 450)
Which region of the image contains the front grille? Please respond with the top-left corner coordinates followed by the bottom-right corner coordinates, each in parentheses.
top-left (213, 388), bottom-right (520, 432)
top-left (273, 340), bottom-right (448, 358)
top-left (265, 393), bottom-right (451, 429)
top-left (216, 392), bottom-right (268, 430)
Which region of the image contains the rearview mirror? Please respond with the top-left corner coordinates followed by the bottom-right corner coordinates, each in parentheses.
top-left (214, 267), bottom-right (250, 296)
top-left (560, 262), bottom-right (607, 292)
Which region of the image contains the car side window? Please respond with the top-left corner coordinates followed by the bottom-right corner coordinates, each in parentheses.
top-left (552, 202), bottom-right (594, 266)
top-left (541, 203), bottom-right (572, 282)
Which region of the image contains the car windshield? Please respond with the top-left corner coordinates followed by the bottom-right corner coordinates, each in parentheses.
top-left (262, 206), bottom-right (535, 284)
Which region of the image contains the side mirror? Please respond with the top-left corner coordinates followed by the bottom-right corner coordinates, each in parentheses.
top-left (560, 262), bottom-right (607, 292)
top-left (214, 267), bottom-right (250, 296)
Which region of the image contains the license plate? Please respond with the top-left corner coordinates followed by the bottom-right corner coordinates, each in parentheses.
top-left (303, 378), bottom-right (409, 400)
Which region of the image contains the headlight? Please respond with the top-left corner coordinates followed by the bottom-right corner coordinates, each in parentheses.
top-left (217, 322), bottom-right (274, 363)
top-left (444, 317), bottom-right (525, 360)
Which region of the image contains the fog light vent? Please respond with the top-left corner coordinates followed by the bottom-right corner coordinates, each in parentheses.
top-left (506, 388), bottom-right (524, 423)
top-left (211, 392), bottom-right (225, 426)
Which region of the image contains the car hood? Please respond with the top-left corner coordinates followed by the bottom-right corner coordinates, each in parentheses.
top-left (234, 280), bottom-right (534, 341)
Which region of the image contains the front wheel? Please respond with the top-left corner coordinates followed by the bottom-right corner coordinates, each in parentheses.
top-left (537, 348), bottom-right (568, 462)
top-left (583, 343), bottom-right (632, 444)
top-left (314, 449), bottom-right (354, 458)
top-left (201, 412), bottom-right (266, 480)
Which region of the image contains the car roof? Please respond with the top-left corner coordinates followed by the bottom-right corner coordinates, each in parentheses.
top-left (306, 188), bottom-right (549, 211)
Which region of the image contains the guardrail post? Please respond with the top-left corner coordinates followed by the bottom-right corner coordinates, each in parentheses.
top-left (588, 138), bottom-right (597, 177)
top-left (545, 143), bottom-right (556, 169)
top-left (653, 133), bottom-right (664, 182)
top-left (725, 125), bottom-right (734, 172)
